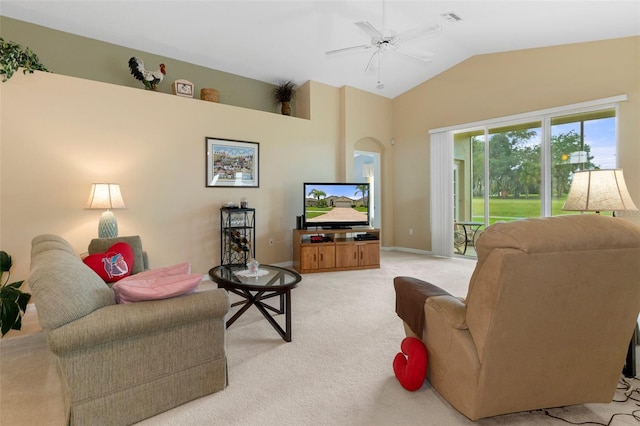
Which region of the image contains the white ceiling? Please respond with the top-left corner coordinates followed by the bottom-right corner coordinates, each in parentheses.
top-left (2, 1), bottom-right (639, 98)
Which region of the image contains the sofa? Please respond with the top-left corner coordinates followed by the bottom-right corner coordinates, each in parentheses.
top-left (395, 215), bottom-right (640, 420)
top-left (27, 234), bottom-right (230, 425)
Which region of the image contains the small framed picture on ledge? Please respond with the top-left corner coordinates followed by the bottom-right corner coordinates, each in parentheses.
top-left (173, 79), bottom-right (194, 98)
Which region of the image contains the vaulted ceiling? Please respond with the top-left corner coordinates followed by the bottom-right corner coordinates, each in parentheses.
top-left (2, 1), bottom-right (639, 98)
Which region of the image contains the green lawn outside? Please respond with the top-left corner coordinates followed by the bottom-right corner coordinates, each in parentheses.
top-left (305, 206), bottom-right (368, 219)
top-left (470, 196), bottom-right (601, 224)
top-left (306, 207), bottom-right (331, 219)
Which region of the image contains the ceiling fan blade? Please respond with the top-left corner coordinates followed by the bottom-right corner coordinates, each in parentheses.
top-left (355, 21), bottom-right (384, 39)
top-left (396, 23), bottom-right (442, 42)
top-left (325, 44), bottom-right (371, 55)
top-left (394, 47), bottom-right (434, 63)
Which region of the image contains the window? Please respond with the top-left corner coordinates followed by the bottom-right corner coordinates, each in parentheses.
top-left (550, 109), bottom-right (616, 216)
top-left (432, 96), bottom-right (624, 257)
top-left (462, 121), bottom-right (543, 226)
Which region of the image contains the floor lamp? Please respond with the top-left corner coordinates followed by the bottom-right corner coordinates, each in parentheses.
top-left (562, 168), bottom-right (639, 378)
top-left (562, 169), bottom-right (638, 214)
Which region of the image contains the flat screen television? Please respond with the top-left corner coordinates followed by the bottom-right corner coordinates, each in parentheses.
top-left (303, 182), bottom-right (370, 229)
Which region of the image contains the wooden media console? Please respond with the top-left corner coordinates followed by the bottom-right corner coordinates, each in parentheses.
top-left (292, 228), bottom-right (380, 273)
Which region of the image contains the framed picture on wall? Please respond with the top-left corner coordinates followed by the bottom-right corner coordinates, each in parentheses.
top-left (206, 137), bottom-right (260, 187)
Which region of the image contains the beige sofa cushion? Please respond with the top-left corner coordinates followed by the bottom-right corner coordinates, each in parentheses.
top-left (30, 233), bottom-right (78, 258)
top-left (474, 214), bottom-right (639, 257)
top-left (29, 238), bottom-right (115, 331)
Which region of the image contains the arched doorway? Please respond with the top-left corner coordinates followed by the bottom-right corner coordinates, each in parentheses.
top-left (354, 150), bottom-right (381, 229)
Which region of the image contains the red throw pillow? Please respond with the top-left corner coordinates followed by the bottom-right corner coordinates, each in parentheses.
top-left (393, 337), bottom-right (428, 391)
top-left (83, 242), bottom-right (134, 283)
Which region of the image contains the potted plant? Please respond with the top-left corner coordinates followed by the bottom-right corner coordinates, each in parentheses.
top-left (0, 251), bottom-right (31, 336)
top-left (0, 37), bottom-right (50, 82)
top-left (272, 80), bottom-right (296, 116)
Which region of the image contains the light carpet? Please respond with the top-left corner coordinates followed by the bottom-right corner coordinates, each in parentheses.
top-left (1, 251), bottom-right (638, 425)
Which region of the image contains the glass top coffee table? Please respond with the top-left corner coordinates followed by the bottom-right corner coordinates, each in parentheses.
top-left (208, 264), bottom-right (302, 342)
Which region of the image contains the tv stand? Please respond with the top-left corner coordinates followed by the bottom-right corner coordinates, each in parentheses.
top-left (292, 228), bottom-right (380, 274)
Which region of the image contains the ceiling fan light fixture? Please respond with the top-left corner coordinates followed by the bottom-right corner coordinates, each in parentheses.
top-left (441, 12), bottom-right (462, 22)
top-left (324, 1), bottom-right (441, 91)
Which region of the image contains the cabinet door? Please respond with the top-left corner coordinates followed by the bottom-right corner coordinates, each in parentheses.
top-left (318, 245), bottom-right (335, 269)
top-left (335, 244), bottom-right (358, 268)
top-left (357, 242), bottom-right (380, 266)
top-left (300, 246), bottom-right (318, 270)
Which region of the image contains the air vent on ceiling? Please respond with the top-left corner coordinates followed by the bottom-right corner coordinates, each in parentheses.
top-left (441, 12), bottom-right (462, 23)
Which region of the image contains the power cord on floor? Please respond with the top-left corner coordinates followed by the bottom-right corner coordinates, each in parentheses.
top-left (543, 376), bottom-right (640, 425)
top-left (614, 377), bottom-right (640, 403)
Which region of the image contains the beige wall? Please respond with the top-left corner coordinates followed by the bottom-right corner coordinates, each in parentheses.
top-left (2, 24), bottom-right (638, 281)
top-left (0, 73), bottom-right (393, 282)
top-left (0, 16), bottom-right (278, 113)
top-left (392, 36), bottom-right (640, 251)
top-left (343, 86), bottom-right (395, 237)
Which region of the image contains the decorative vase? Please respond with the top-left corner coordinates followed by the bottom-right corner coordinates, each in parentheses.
top-left (201, 88), bottom-right (220, 103)
top-left (281, 101), bottom-right (291, 116)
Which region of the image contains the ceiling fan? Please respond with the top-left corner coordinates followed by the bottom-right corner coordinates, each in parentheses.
top-left (324, 2), bottom-right (442, 89)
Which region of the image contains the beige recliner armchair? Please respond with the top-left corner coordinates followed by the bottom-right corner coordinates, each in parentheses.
top-left (395, 215), bottom-right (640, 421)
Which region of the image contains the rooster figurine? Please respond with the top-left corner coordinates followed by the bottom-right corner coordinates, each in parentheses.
top-left (128, 57), bottom-right (166, 90)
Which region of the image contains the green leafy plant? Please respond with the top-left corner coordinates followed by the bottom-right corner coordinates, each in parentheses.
top-left (272, 80), bottom-right (296, 104)
top-left (273, 80), bottom-right (296, 115)
top-left (0, 37), bottom-right (50, 82)
top-left (0, 251), bottom-right (31, 336)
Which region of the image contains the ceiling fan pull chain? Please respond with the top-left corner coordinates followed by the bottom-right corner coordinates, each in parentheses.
top-left (377, 50), bottom-right (384, 89)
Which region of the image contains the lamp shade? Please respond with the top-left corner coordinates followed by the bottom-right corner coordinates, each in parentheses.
top-left (86, 183), bottom-right (126, 238)
top-left (562, 169), bottom-right (638, 212)
top-left (85, 183), bottom-right (126, 209)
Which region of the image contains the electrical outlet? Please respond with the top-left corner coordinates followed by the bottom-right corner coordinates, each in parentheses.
top-left (409, 228), bottom-right (413, 235)
top-left (269, 238), bottom-right (274, 245)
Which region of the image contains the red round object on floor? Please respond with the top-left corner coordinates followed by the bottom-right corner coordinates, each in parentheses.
top-left (393, 337), bottom-right (428, 391)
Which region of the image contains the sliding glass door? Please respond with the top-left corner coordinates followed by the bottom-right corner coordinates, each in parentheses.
top-left (550, 109), bottom-right (616, 216)
top-left (453, 122), bottom-right (542, 255)
top-left (441, 98), bottom-right (621, 257)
